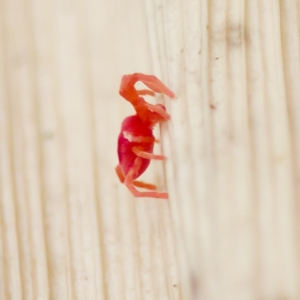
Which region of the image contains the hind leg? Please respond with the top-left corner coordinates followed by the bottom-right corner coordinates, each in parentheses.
top-left (117, 160), bottom-right (168, 199)
top-left (115, 164), bottom-right (160, 192)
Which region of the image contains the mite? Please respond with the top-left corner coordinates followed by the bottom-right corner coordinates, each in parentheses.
top-left (115, 73), bottom-right (175, 199)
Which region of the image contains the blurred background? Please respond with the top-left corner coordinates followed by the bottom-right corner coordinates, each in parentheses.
top-left (0, 0), bottom-right (180, 299)
top-left (2, 0), bottom-right (300, 299)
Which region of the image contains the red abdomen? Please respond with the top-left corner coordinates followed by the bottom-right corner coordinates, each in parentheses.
top-left (118, 115), bottom-right (154, 179)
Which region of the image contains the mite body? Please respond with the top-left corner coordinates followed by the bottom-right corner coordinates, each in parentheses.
top-left (115, 73), bottom-right (174, 199)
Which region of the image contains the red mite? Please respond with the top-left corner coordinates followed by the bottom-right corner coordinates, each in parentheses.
top-left (115, 73), bottom-right (175, 199)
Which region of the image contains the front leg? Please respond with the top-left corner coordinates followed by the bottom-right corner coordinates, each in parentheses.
top-left (132, 73), bottom-right (175, 98)
top-left (119, 73), bottom-right (175, 104)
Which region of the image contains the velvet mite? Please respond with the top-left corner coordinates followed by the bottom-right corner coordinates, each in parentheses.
top-left (115, 73), bottom-right (175, 199)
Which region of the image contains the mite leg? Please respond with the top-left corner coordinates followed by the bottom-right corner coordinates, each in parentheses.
top-left (115, 164), bottom-right (125, 183)
top-left (144, 102), bottom-right (171, 120)
top-left (137, 89), bottom-right (155, 97)
top-left (132, 73), bottom-right (175, 98)
top-left (119, 73), bottom-right (175, 103)
top-left (124, 158), bottom-right (168, 199)
top-left (131, 180), bottom-right (157, 190)
top-left (132, 146), bottom-right (167, 161)
top-left (115, 164), bottom-right (157, 191)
